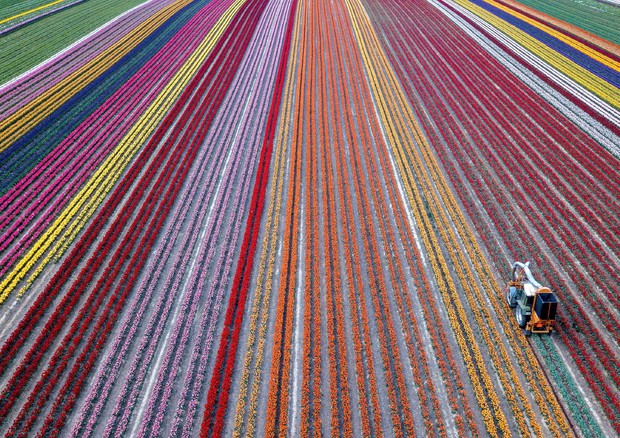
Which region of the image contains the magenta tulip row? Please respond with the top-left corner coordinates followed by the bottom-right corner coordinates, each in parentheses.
top-left (0, 0), bottom-right (235, 281)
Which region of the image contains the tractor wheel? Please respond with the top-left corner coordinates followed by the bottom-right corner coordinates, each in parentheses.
top-left (506, 288), bottom-right (516, 308)
top-left (516, 306), bottom-right (530, 328)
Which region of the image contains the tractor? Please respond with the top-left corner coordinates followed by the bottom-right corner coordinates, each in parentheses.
top-left (505, 261), bottom-right (558, 336)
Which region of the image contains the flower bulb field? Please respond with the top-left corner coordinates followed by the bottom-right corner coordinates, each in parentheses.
top-left (0, 0), bottom-right (619, 435)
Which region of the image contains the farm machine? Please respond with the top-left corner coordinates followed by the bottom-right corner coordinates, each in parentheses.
top-left (505, 261), bottom-right (558, 336)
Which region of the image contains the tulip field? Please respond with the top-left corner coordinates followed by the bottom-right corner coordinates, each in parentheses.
top-left (0, 0), bottom-right (618, 435)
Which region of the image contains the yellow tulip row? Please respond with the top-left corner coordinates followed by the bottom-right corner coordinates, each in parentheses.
top-left (342, 2), bottom-right (510, 436)
top-left (406, 74), bottom-right (570, 434)
top-left (359, 4), bottom-right (572, 433)
top-left (499, 0), bottom-right (620, 57)
top-left (0, 0), bottom-right (250, 304)
top-left (444, 178), bottom-right (572, 437)
top-left (374, 0), bottom-right (573, 434)
top-left (232, 7), bottom-right (301, 432)
top-left (344, 0), bottom-right (572, 435)
top-left (0, 0), bottom-right (194, 152)
top-left (342, 0), bottom-right (573, 436)
top-left (0, 0), bottom-right (67, 26)
top-left (451, 0), bottom-right (620, 109)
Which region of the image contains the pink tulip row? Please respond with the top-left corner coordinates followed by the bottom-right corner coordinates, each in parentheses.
top-left (0, 0), bottom-right (235, 282)
top-left (69, 2), bottom-right (239, 428)
top-left (160, 11), bottom-right (290, 435)
top-left (69, 0), bottom-right (274, 435)
top-left (138, 17), bottom-right (283, 438)
top-left (0, 0), bottom-right (253, 435)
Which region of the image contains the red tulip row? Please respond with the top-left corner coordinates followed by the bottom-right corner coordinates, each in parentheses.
top-left (0, 0), bottom-right (219, 284)
top-left (198, 0), bottom-right (298, 436)
top-left (326, 0), bottom-right (424, 434)
top-left (1, 50), bottom-right (208, 434)
top-left (363, 0), bottom-right (620, 431)
top-left (0, 4), bottom-right (266, 434)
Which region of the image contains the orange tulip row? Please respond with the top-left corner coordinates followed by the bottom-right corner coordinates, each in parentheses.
top-left (263, 79), bottom-right (304, 437)
top-left (341, 0), bottom-right (520, 435)
top-left (334, 0), bottom-right (485, 434)
top-left (326, 2), bottom-right (418, 435)
top-left (323, 29), bottom-right (383, 429)
top-left (317, 0), bottom-right (359, 433)
top-left (332, 24), bottom-right (443, 438)
top-left (301, 7), bottom-right (325, 428)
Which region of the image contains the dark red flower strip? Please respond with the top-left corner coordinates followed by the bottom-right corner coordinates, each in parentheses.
top-left (199, 1), bottom-right (298, 436)
top-left (373, 0), bottom-right (620, 340)
top-left (5, 63), bottom-right (202, 434)
top-left (0, 5), bottom-right (263, 434)
top-left (36, 124), bottom-right (195, 436)
top-left (373, 0), bottom-right (620, 342)
top-left (31, 11), bottom-right (270, 438)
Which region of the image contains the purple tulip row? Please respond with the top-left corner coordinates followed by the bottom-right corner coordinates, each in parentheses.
top-left (66, 0), bottom-right (251, 434)
top-left (78, 1), bottom-right (290, 435)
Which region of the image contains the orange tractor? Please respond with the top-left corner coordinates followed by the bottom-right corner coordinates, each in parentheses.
top-left (505, 261), bottom-right (558, 336)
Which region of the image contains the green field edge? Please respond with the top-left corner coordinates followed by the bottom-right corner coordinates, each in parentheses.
top-left (0, 0), bottom-right (147, 84)
top-left (513, 0), bottom-right (620, 46)
top-left (1, 0), bottom-right (64, 22)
